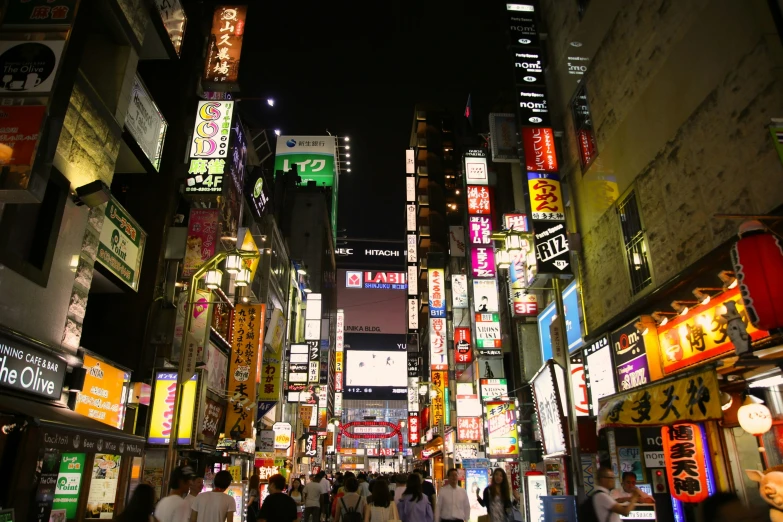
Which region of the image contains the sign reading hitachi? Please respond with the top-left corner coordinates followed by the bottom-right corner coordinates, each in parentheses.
top-left (0, 334), bottom-right (66, 399)
top-left (335, 239), bottom-right (406, 270)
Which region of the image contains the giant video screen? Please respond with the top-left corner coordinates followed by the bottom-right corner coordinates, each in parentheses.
top-left (344, 333), bottom-right (408, 400)
top-left (337, 269), bottom-right (407, 334)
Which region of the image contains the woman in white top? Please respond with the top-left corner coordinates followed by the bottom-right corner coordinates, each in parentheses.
top-left (365, 479), bottom-right (400, 522)
top-left (289, 477), bottom-right (304, 518)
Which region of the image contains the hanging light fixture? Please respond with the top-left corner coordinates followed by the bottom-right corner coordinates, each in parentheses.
top-left (718, 270), bottom-right (738, 290)
top-left (671, 300), bottom-right (697, 316)
top-left (651, 311), bottom-right (676, 326)
top-left (738, 394), bottom-right (772, 436)
top-left (204, 268), bottom-right (223, 289)
top-left (692, 288), bottom-right (723, 306)
top-left (235, 268), bottom-right (251, 287)
top-left (225, 254), bottom-right (242, 274)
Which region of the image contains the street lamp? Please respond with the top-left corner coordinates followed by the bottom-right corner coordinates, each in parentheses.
top-left (163, 248), bottom-right (261, 492)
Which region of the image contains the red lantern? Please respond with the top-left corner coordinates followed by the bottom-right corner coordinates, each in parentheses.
top-left (732, 221), bottom-right (783, 331)
top-left (661, 423), bottom-right (709, 503)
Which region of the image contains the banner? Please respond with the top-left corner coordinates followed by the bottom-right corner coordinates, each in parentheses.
top-left (52, 453), bottom-right (85, 519)
top-left (226, 304), bottom-right (265, 439)
top-left (183, 208), bottom-right (219, 278)
top-left (274, 135), bottom-right (338, 187)
top-left (428, 268), bottom-right (446, 318)
top-left (597, 368), bottom-right (722, 431)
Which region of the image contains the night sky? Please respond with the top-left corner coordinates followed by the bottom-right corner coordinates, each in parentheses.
top-left (239, 1), bottom-right (512, 240)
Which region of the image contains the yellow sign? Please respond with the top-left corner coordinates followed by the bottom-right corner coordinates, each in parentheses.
top-left (227, 466), bottom-right (242, 484)
top-left (432, 370), bottom-right (447, 426)
top-left (299, 405), bottom-right (313, 428)
top-left (657, 288), bottom-right (768, 375)
top-left (258, 351), bottom-right (281, 401)
top-left (597, 368), bottom-right (721, 431)
top-left (226, 304), bottom-right (265, 439)
top-left (527, 173), bottom-right (565, 221)
top-left (148, 372), bottom-right (198, 444)
top-left (75, 355), bottom-right (129, 429)
top-left (239, 229), bottom-right (260, 280)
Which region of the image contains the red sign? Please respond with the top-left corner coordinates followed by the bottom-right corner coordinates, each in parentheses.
top-left (733, 227), bottom-right (783, 331)
top-left (662, 423), bottom-right (709, 503)
top-left (0, 105), bottom-right (46, 166)
top-left (366, 447), bottom-right (395, 456)
top-left (457, 417), bottom-right (481, 442)
top-left (522, 127), bottom-right (558, 172)
top-left (454, 327), bottom-right (473, 364)
top-left (364, 272), bottom-right (406, 284)
top-left (467, 185), bottom-right (491, 214)
top-left (509, 461), bottom-right (521, 492)
top-left (408, 414), bottom-right (420, 445)
top-left (577, 129), bottom-right (596, 167)
top-left (203, 5), bottom-right (247, 84)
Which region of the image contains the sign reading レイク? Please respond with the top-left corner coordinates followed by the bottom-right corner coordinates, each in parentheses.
top-left (96, 198), bottom-right (146, 291)
top-left (74, 355), bottom-right (129, 429)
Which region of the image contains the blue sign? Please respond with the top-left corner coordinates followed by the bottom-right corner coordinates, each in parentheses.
top-left (537, 281), bottom-right (584, 361)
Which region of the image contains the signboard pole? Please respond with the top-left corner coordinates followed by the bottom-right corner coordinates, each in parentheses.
top-left (553, 277), bottom-right (583, 496)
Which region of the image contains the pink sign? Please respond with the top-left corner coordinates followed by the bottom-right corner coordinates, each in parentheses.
top-left (468, 216), bottom-right (492, 246)
top-left (183, 209), bottom-right (219, 278)
top-left (471, 247), bottom-right (496, 279)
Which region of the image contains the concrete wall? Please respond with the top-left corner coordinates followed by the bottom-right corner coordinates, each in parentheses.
top-left (542, 0), bottom-right (783, 333)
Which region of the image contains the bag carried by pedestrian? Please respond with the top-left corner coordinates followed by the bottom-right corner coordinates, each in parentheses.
top-left (577, 490), bottom-right (609, 522)
top-left (340, 496), bottom-right (363, 522)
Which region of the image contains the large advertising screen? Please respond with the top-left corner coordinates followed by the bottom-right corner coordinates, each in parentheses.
top-left (343, 333), bottom-right (407, 400)
top-left (337, 269), bottom-right (407, 334)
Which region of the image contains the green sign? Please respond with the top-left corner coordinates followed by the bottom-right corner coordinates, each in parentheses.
top-left (52, 453), bottom-right (85, 519)
top-left (0, 509), bottom-right (14, 521)
top-left (273, 153), bottom-right (336, 187)
top-left (96, 199), bottom-right (146, 291)
top-left (771, 123), bottom-right (783, 166)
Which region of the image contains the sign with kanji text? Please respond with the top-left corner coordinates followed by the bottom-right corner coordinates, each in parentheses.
top-left (662, 423), bottom-right (711, 503)
top-left (467, 186), bottom-right (491, 214)
top-left (408, 413), bottom-right (420, 444)
top-left (597, 368), bottom-right (722, 431)
top-left (0, 105), bottom-right (46, 166)
top-left (226, 304), bottom-right (265, 439)
top-left (428, 268), bottom-right (446, 318)
top-left (432, 370), bottom-right (448, 426)
top-left (471, 247), bottom-right (496, 279)
top-left (182, 208), bottom-right (219, 278)
top-left (258, 351), bottom-right (281, 401)
top-left (522, 127), bottom-right (558, 172)
top-left (527, 172), bottom-right (564, 221)
top-left (273, 422), bottom-right (292, 450)
top-left (454, 327), bottom-right (473, 364)
top-left (3, 0), bottom-right (77, 26)
top-left (504, 213), bottom-right (529, 232)
top-left (305, 433), bottom-right (318, 456)
top-left (468, 215), bottom-right (492, 245)
top-left (457, 417), bottom-right (481, 442)
top-left (274, 136), bottom-right (337, 188)
top-left (203, 6), bottom-right (246, 85)
top-left (187, 101), bottom-right (234, 193)
top-left (96, 198), bottom-right (146, 291)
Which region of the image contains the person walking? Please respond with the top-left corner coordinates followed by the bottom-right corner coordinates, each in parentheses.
top-left (434, 469), bottom-right (470, 522)
top-left (114, 483), bottom-right (156, 522)
top-left (319, 471), bottom-right (332, 520)
top-left (357, 473), bottom-right (371, 499)
top-left (257, 474), bottom-right (298, 522)
top-left (590, 467), bottom-right (639, 522)
top-left (190, 470), bottom-right (236, 522)
top-left (475, 468), bottom-right (514, 522)
top-left (303, 473), bottom-right (323, 522)
top-left (393, 474), bottom-right (408, 502)
top-left (185, 475), bottom-right (204, 511)
top-left (397, 473), bottom-right (433, 522)
top-left (414, 470), bottom-right (436, 512)
top-left (156, 467), bottom-right (194, 522)
top-left (365, 479), bottom-right (399, 522)
top-left (335, 476), bottom-right (365, 522)
top-left (290, 477), bottom-right (305, 517)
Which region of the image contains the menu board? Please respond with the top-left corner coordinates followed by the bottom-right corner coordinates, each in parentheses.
top-left (85, 454), bottom-right (121, 519)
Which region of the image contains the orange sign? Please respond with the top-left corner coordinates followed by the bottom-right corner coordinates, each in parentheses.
top-left (467, 186), bottom-right (491, 214)
top-left (203, 5), bottom-right (247, 84)
top-left (527, 173), bottom-right (565, 221)
top-left (432, 370), bottom-right (448, 426)
top-left (226, 304), bottom-right (265, 439)
top-left (75, 355), bottom-right (128, 429)
top-left (657, 288), bottom-right (768, 374)
top-left (662, 423), bottom-right (710, 503)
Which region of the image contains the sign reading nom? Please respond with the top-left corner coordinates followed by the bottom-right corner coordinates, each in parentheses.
top-left (0, 333), bottom-right (66, 399)
top-left (96, 198), bottom-right (146, 291)
top-left (186, 101), bottom-right (234, 194)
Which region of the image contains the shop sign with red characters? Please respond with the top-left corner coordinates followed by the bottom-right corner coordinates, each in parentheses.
top-left (527, 172), bottom-right (565, 221)
top-left (661, 423), bottom-right (712, 503)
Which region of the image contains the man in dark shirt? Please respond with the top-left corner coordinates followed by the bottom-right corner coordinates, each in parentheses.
top-left (258, 474), bottom-right (297, 522)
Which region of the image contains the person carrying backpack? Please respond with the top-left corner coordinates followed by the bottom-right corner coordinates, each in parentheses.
top-left (334, 476), bottom-right (366, 522)
top-left (579, 467), bottom-right (639, 522)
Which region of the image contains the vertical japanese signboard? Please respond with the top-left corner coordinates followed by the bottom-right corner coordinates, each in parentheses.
top-left (183, 209), bottom-right (219, 278)
top-left (522, 128), bottom-right (558, 172)
top-left (662, 423), bottom-right (711, 503)
top-left (531, 362), bottom-right (567, 456)
top-left (485, 401), bottom-right (519, 458)
top-left (226, 304), bottom-right (265, 439)
top-left (203, 5), bottom-right (246, 85)
top-left (457, 417), bottom-right (481, 442)
top-left (408, 413), bottom-right (420, 445)
top-left (186, 101), bottom-right (234, 194)
top-left (428, 268), bottom-right (446, 318)
top-left (464, 149), bottom-right (488, 185)
top-left (257, 350), bottom-right (281, 402)
top-left (429, 317), bottom-right (447, 370)
top-left (148, 372), bottom-right (198, 445)
top-left (454, 327), bottom-right (473, 364)
top-left (96, 198), bottom-right (146, 291)
top-left (432, 370), bottom-right (448, 427)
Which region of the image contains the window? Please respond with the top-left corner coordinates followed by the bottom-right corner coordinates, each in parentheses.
top-left (0, 168), bottom-right (69, 287)
top-left (571, 84), bottom-right (597, 171)
top-left (617, 190), bottom-right (651, 295)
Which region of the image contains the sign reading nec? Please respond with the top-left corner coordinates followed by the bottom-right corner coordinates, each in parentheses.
top-left (336, 248), bottom-right (401, 257)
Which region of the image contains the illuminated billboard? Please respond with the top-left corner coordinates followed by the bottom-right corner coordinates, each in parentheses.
top-left (148, 372), bottom-right (198, 445)
top-left (343, 333), bottom-right (407, 400)
top-left (337, 269), bottom-right (406, 334)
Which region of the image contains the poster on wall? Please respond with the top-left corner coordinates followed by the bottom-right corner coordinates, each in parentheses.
top-left (96, 198), bottom-right (147, 291)
top-left (85, 454), bottom-right (122, 519)
top-left (466, 468), bottom-right (489, 522)
top-left (473, 280), bottom-right (499, 313)
top-left (52, 453), bottom-right (85, 520)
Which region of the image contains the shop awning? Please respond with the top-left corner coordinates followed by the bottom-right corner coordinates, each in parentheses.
top-left (0, 393), bottom-right (144, 457)
top-left (596, 366), bottom-right (723, 432)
